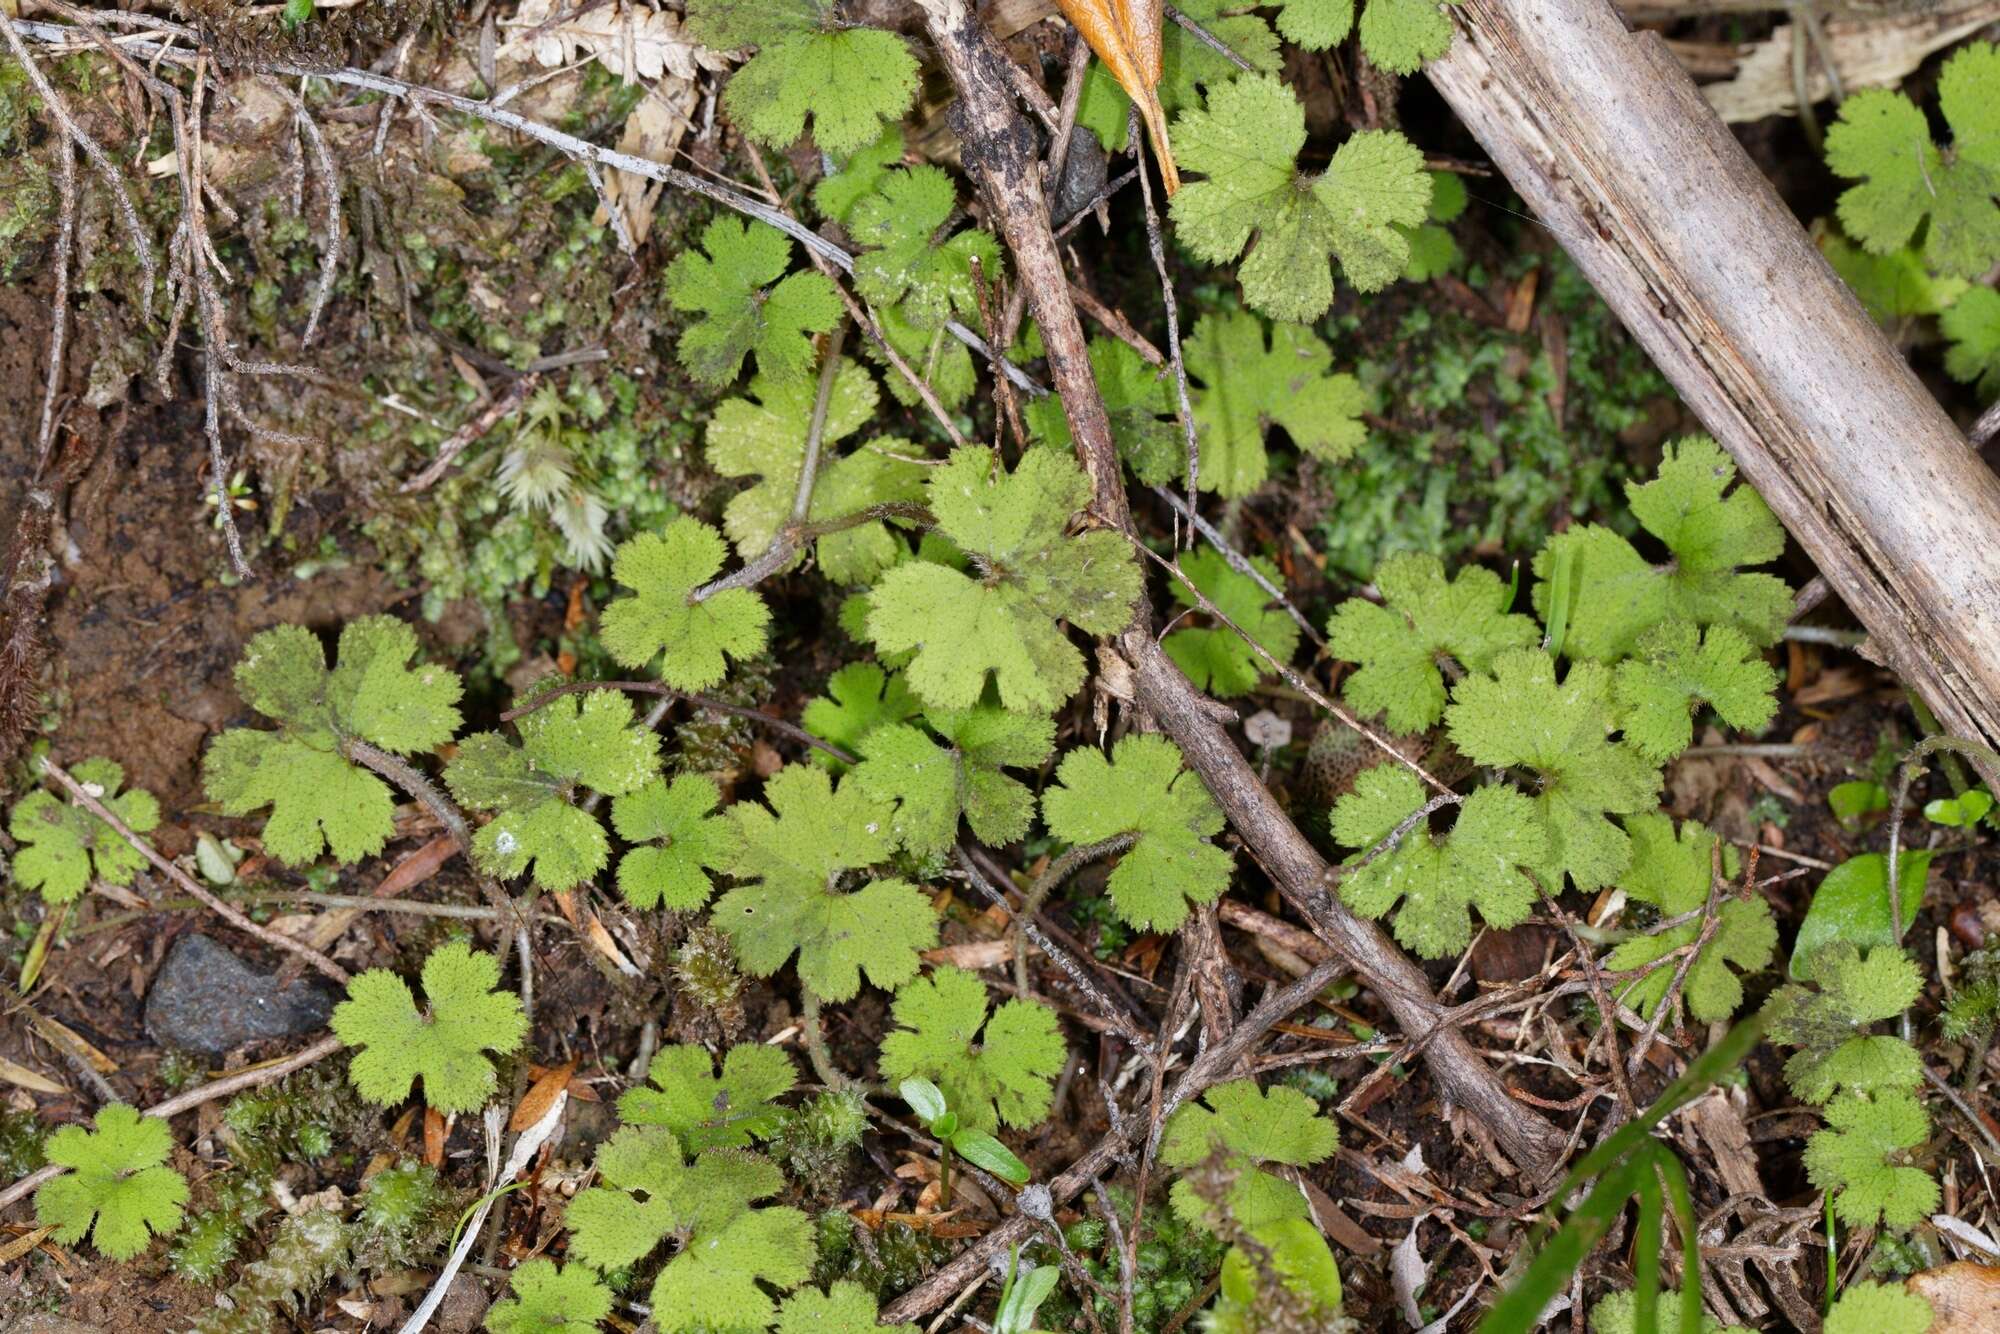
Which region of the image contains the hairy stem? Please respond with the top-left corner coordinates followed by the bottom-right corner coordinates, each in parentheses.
top-left (1013, 833), bottom-right (1137, 997)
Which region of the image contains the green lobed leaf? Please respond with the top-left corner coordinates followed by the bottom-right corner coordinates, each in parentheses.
top-left (707, 364), bottom-right (925, 586)
top-left (1213, 1219), bottom-right (1343, 1330)
top-left (1160, 1079), bottom-right (1337, 1233)
top-left (691, 0), bottom-right (919, 158)
top-left (1164, 549), bottom-right (1301, 698)
top-left (610, 773), bottom-right (739, 910)
top-left (1182, 310), bottom-right (1367, 496)
top-left (203, 616), bottom-right (462, 867)
top-left (1171, 75), bottom-right (1430, 321)
top-left (1445, 648), bottom-right (1663, 890)
top-left (485, 1259), bottom-right (613, 1334)
top-left (865, 447), bottom-right (1141, 713)
top-left (1042, 734), bottom-right (1233, 932)
top-left (1942, 285), bottom-right (2000, 401)
top-left (879, 967), bottom-right (1067, 1132)
top-left (330, 939), bottom-right (529, 1113)
top-left (600, 519), bottom-right (772, 691)
top-left (1613, 619), bottom-right (1779, 762)
top-left (1326, 552), bottom-right (1537, 732)
top-left (1532, 437), bottom-right (1791, 662)
top-left (813, 125), bottom-right (907, 225)
top-left (8, 758), bottom-right (159, 904)
top-left (1824, 43), bottom-right (2000, 280)
top-left (446, 689), bottom-right (659, 893)
top-left (1823, 1280), bottom-right (1936, 1334)
top-left (1275, 0), bottom-right (1460, 73)
top-left (1330, 765), bottom-right (1545, 959)
top-left (1023, 339), bottom-right (1182, 486)
top-left (619, 1043), bottom-right (796, 1151)
top-left (1804, 1090), bottom-right (1940, 1231)
top-left (801, 662), bottom-right (921, 768)
top-left (664, 216), bottom-right (841, 386)
top-left (775, 1282), bottom-right (917, 1334)
top-left (713, 765), bottom-right (937, 1000)
top-left (850, 703), bottom-right (1054, 855)
top-left (36, 1104), bottom-right (188, 1260)
top-left (850, 166), bottom-right (1003, 330)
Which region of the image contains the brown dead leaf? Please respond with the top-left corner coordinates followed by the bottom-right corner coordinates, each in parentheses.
top-left (1793, 664), bottom-right (1875, 706)
top-left (423, 1107), bottom-right (447, 1168)
top-left (1055, 0), bottom-right (1179, 193)
top-left (511, 1062), bottom-right (577, 1132)
top-left (28, 1013), bottom-right (116, 1074)
top-left (0, 1225), bottom-right (53, 1266)
top-left (1503, 266), bottom-right (1540, 333)
top-left (0, 1056), bottom-right (65, 1096)
top-left (601, 82), bottom-right (701, 245)
top-left (1909, 1261), bottom-right (2000, 1332)
top-left (922, 939), bottom-right (1015, 970)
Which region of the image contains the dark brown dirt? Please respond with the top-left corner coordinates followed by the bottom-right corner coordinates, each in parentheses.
top-left (0, 286), bottom-right (409, 824)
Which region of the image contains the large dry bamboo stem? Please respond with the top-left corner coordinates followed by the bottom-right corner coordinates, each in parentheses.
top-left (1427, 0), bottom-right (2000, 788)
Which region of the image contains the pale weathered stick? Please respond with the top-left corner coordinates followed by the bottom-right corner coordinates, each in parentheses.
top-left (1426, 0), bottom-right (2000, 792)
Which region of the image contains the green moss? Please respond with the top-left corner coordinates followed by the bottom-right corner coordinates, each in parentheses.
top-left (814, 1214), bottom-right (952, 1296)
top-left (1047, 1186), bottom-right (1227, 1334)
top-left (0, 1108), bottom-right (46, 1180)
top-left (1316, 253), bottom-right (1669, 581)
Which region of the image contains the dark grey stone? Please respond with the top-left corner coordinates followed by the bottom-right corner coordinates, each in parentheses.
top-left (143, 933), bottom-right (336, 1056)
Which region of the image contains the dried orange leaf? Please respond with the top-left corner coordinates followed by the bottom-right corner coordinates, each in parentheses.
top-left (511, 1060), bottom-right (577, 1132)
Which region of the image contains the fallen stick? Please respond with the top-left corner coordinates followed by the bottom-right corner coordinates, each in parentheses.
top-left (914, 0), bottom-right (1567, 1180)
top-left (1426, 0), bottom-right (2000, 791)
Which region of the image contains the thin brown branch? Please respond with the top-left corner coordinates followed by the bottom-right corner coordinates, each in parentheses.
top-left (399, 372), bottom-right (543, 493)
top-left (0, 1034), bottom-right (345, 1216)
top-left (38, 758), bottom-right (349, 985)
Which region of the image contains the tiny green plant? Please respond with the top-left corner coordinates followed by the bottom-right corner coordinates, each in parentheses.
top-left (8, 757), bottom-right (158, 904)
top-left (664, 217), bottom-right (841, 387)
top-left (1767, 944), bottom-right (1940, 1230)
top-left (1159, 1079), bottom-right (1338, 1231)
top-left (879, 967), bottom-right (1066, 1133)
top-left (331, 939), bottom-right (530, 1113)
top-left (1824, 42), bottom-right (2000, 280)
top-left (848, 166), bottom-right (1002, 331)
top-left (564, 1124), bottom-right (813, 1330)
top-left (484, 1259), bottom-right (612, 1334)
top-left (993, 1247), bottom-right (1062, 1334)
top-left (1587, 1288), bottom-right (1748, 1334)
top-left (1168, 73), bottom-right (1431, 320)
top-left (897, 1076), bottom-right (1031, 1205)
top-left (802, 662), bottom-right (920, 767)
top-left (1041, 733), bottom-right (1234, 932)
top-left (620, 1043), bottom-right (796, 1151)
top-left (1531, 437), bottom-right (1791, 662)
top-left (712, 763), bottom-right (937, 1001)
top-left (35, 1104), bottom-right (189, 1260)
top-left (202, 617), bottom-right (463, 866)
top-left (445, 686), bottom-right (660, 893)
